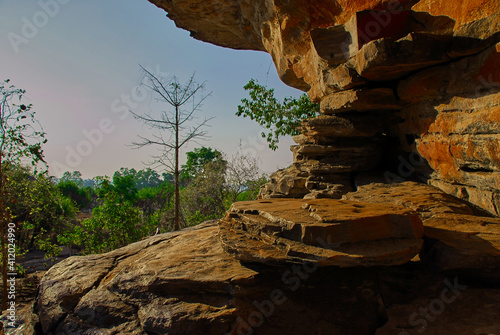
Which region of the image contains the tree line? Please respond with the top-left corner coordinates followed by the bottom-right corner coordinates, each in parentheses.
top-left (4, 147), bottom-right (265, 257)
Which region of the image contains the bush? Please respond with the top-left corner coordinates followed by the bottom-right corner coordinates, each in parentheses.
top-left (62, 191), bottom-right (146, 254)
top-left (57, 179), bottom-right (93, 209)
top-left (4, 163), bottom-right (77, 252)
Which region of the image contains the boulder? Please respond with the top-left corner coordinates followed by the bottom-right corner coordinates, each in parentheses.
top-left (219, 199), bottom-right (424, 266)
top-left (258, 165), bottom-right (310, 199)
top-left (26, 222), bottom-right (257, 335)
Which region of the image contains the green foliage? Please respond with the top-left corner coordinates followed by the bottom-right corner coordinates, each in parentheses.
top-left (0, 79), bottom-right (47, 171)
top-left (136, 182), bottom-right (173, 217)
top-left (35, 228), bottom-right (63, 259)
top-left (57, 179), bottom-right (93, 209)
top-left (16, 264), bottom-right (27, 277)
top-left (63, 190), bottom-right (146, 254)
top-left (113, 167), bottom-right (163, 190)
top-left (181, 160), bottom-right (227, 226)
top-left (60, 171), bottom-right (83, 185)
top-left (111, 173), bottom-right (138, 202)
top-left (180, 148), bottom-right (268, 226)
top-left (60, 170), bottom-right (174, 254)
top-left (4, 163), bottom-right (77, 251)
top-left (181, 147), bottom-right (224, 180)
top-left (236, 78), bottom-right (320, 150)
top-left (0, 146), bottom-right (264, 258)
top-left (1, 79), bottom-right (50, 309)
top-left (235, 175), bottom-right (269, 201)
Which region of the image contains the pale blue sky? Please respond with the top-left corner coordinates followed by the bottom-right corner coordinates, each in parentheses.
top-left (0, 0), bottom-right (302, 178)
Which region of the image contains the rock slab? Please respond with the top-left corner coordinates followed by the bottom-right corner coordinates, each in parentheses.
top-left (219, 198), bottom-right (424, 267)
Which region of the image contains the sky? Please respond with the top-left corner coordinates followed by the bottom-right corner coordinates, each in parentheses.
top-left (0, 0), bottom-right (303, 178)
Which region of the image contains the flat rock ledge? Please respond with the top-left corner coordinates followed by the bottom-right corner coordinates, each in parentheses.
top-left (219, 199), bottom-right (424, 267)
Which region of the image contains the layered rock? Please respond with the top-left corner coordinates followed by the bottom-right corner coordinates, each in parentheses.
top-left (25, 183), bottom-right (500, 334)
top-left (423, 213), bottom-right (500, 280)
top-left (219, 198), bottom-right (424, 266)
top-left (260, 113), bottom-right (386, 199)
top-left (342, 182), bottom-right (500, 281)
top-left (26, 222), bottom-right (256, 334)
top-left (398, 43), bottom-right (500, 215)
top-left (149, 0), bottom-right (500, 215)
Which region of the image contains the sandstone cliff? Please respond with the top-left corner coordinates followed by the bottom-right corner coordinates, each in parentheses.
top-left (150, 0), bottom-right (500, 216)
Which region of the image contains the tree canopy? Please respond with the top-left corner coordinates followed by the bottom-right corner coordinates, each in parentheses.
top-left (236, 78), bottom-right (320, 150)
top-left (181, 147), bottom-right (224, 180)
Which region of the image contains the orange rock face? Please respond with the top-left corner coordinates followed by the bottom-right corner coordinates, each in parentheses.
top-left (149, 0), bottom-right (499, 96)
top-left (149, 0), bottom-right (500, 214)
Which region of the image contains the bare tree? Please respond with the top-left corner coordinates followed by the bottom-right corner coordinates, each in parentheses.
top-left (131, 67), bottom-right (212, 231)
top-left (225, 150), bottom-right (266, 203)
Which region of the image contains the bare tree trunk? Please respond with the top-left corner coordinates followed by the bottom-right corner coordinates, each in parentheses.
top-left (174, 106), bottom-right (180, 231)
top-left (130, 69), bottom-right (211, 230)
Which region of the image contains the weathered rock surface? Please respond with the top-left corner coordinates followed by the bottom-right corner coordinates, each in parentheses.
top-left (219, 199), bottom-right (424, 266)
top-left (25, 212), bottom-right (500, 335)
top-left (150, 0), bottom-right (500, 215)
top-left (397, 43), bottom-right (500, 215)
top-left (342, 182), bottom-right (474, 219)
top-left (320, 88), bottom-right (401, 114)
top-left (422, 213), bottom-right (500, 280)
top-left (26, 222), bottom-right (257, 334)
top-left (258, 165), bottom-right (310, 199)
top-left (21, 220), bottom-right (415, 335)
top-left (343, 182), bottom-right (500, 280)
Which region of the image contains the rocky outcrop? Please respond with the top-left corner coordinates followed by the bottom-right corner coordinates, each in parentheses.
top-left (149, 0), bottom-right (500, 215)
top-left (21, 1), bottom-right (500, 333)
top-left (25, 182), bottom-right (500, 334)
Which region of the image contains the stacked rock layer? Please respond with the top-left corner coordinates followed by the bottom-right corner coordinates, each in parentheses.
top-left (150, 0), bottom-right (500, 215)
top-left (25, 182), bottom-right (500, 334)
